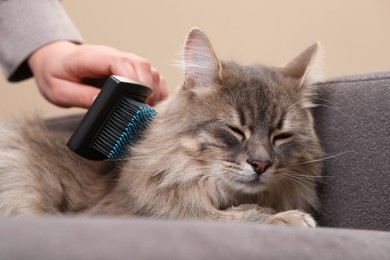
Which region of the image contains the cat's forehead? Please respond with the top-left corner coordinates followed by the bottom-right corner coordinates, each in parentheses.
top-left (215, 61), bottom-right (299, 127)
top-left (219, 62), bottom-right (292, 105)
top-left (220, 62), bottom-right (286, 93)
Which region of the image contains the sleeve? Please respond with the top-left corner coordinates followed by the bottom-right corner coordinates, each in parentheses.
top-left (0, 0), bottom-right (84, 82)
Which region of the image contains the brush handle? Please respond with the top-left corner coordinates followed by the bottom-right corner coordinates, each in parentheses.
top-left (67, 75), bottom-right (153, 160)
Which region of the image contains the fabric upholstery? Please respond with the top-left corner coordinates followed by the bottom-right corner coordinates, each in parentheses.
top-left (314, 72), bottom-right (390, 231)
top-left (1, 216), bottom-right (390, 260)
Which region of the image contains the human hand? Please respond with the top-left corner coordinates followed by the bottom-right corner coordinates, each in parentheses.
top-left (28, 41), bottom-right (168, 108)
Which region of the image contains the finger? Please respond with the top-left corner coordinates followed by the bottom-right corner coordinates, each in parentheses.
top-left (129, 56), bottom-right (155, 88)
top-left (47, 79), bottom-right (101, 108)
top-left (109, 59), bottom-right (138, 81)
top-left (157, 74), bottom-right (169, 101)
top-left (147, 68), bottom-right (161, 106)
top-left (65, 46), bottom-right (156, 89)
top-left (63, 45), bottom-right (138, 80)
top-left (61, 45), bottom-right (168, 106)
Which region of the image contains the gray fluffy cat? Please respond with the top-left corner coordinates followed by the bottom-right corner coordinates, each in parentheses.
top-left (0, 28), bottom-right (324, 226)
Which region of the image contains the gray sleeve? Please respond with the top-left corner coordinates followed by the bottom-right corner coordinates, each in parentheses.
top-left (0, 0), bottom-right (83, 82)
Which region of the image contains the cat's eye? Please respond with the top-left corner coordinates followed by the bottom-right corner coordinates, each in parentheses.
top-left (227, 125), bottom-right (246, 141)
top-left (273, 132), bottom-right (293, 144)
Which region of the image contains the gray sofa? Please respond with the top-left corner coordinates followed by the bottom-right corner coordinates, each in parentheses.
top-left (1, 72), bottom-right (389, 259)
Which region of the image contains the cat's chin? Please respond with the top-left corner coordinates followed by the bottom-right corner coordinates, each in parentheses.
top-left (227, 168), bottom-right (271, 194)
top-left (233, 177), bottom-right (268, 194)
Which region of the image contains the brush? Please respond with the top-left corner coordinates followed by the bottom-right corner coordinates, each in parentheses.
top-left (67, 75), bottom-right (157, 160)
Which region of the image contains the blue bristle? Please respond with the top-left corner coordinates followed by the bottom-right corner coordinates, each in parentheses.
top-left (91, 98), bottom-right (157, 159)
top-left (107, 108), bottom-right (157, 159)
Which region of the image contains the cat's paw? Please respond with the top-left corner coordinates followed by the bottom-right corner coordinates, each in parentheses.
top-left (267, 210), bottom-right (316, 227)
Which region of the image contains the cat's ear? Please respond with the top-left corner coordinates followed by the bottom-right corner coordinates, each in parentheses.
top-left (182, 27), bottom-right (222, 91)
top-left (282, 42), bottom-right (324, 87)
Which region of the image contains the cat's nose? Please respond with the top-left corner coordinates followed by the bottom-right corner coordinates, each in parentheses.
top-left (247, 160), bottom-right (272, 175)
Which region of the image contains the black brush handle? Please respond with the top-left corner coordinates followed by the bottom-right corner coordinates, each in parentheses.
top-left (67, 75), bottom-right (153, 160)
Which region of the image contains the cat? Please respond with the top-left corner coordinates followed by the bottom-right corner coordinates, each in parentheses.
top-left (0, 28), bottom-right (324, 227)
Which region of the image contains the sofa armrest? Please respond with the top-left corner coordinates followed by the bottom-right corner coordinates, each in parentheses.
top-left (314, 71), bottom-right (390, 230)
top-left (1, 216), bottom-right (390, 260)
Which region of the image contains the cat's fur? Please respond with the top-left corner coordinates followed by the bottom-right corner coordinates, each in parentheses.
top-left (0, 28), bottom-right (324, 226)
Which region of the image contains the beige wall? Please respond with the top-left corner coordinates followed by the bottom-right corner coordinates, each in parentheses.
top-left (1, 0), bottom-right (389, 119)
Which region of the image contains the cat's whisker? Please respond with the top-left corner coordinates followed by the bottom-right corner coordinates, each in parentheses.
top-left (275, 177), bottom-right (310, 192)
top-left (285, 98), bottom-right (313, 113)
top-left (287, 106), bottom-right (314, 117)
top-left (312, 103), bottom-right (355, 121)
top-left (279, 170), bottom-right (330, 184)
top-left (276, 174), bottom-right (314, 189)
top-left (277, 170), bottom-right (316, 182)
top-left (287, 96), bottom-right (354, 121)
top-left (279, 170), bottom-right (326, 178)
top-left (311, 97), bottom-right (340, 109)
top-left (282, 99), bottom-right (320, 120)
top-left (286, 151), bottom-right (351, 166)
top-left (286, 99), bottom-right (334, 116)
top-left (285, 97), bottom-right (352, 123)
top-left (287, 97), bottom-right (337, 113)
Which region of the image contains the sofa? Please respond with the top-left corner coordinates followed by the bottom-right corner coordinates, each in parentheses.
top-left (0, 71), bottom-right (389, 259)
